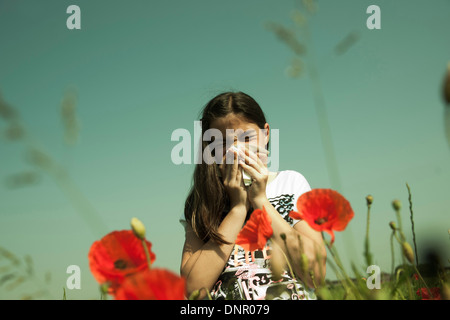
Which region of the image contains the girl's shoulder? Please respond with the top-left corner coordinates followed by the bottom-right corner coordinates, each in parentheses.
top-left (272, 169), bottom-right (310, 186)
top-left (267, 169), bottom-right (311, 198)
top-left (266, 170), bottom-right (311, 227)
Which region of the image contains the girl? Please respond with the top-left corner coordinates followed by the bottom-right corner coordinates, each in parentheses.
top-left (180, 91), bottom-right (326, 300)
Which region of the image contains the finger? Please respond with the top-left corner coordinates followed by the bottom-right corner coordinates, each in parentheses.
top-left (245, 143), bottom-right (269, 153)
top-left (237, 166), bottom-right (244, 185)
top-left (247, 144), bottom-right (269, 165)
top-left (243, 146), bottom-right (265, 168)
top-left (231, 148), bottom-right (239, 180)
top-left (224, 150), bottom-right (234, 179)
top-left (239, 161), bottom-right (260, 180)
top-left (225, 148), bottom-right (239, 177)
top-left (240, 149), bottom-right (262, 172)
top-left (257, 152), bottom-right (269, 166)
top-left (241, 152), bottom-right (269, 180)
top-left (218, 153), bottom-right (227, 177)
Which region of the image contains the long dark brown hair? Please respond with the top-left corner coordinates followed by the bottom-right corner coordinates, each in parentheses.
top-left (184, 91), bottom-right (269, 244)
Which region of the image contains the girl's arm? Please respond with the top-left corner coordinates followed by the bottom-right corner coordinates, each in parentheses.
top-left (180, 203), bottom-right (247, 298)
top-left (252, 197), bottom-right (327, 288)
top-left (238, 146), bottom-right (326, 288)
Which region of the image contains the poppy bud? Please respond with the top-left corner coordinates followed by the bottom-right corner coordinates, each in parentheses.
top-left (392, 200), bottom-right (402, 211)
top-left (280, 233), bottom-right (287, 241)
top-left (130, 217), bottom-right (146, 240)
top-left (366, 195), bottom-right (373, 206)
top-left (100, 283), bottom-right (109, 297)
top-left (389, 221), bottom-right (397, 231)
top-left (188, 289), bottom-right (201, 300)
top-left (402, 242), bottom-right (415, 264)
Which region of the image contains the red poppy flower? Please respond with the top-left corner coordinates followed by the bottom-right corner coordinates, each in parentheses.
top-left (416, 287), bottom-right (441, 300)
top-left (88, 230), bottom-right (156, 291)
top-left (235, 206), bottom-right (273, 252)
top-left (289, 189), bottom-right (354, 244)
top-left (114, 268), bottom-right (186, 300)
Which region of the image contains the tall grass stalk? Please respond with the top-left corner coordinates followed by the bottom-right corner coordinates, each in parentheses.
top-left (0, 90), bottom-right (108, 238)
top-left (406, 183), bottom-right (419, 266)
top-left (322, 233), bottom-right (362, 299)
top-left (392, 202), bottom-right (418, 300)
top-left (364, 195), bottom-right (374, 267)
top-left (389, 226), bottom-right (396, 276)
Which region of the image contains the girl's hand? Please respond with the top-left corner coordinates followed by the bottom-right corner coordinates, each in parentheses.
top-left (218, 148), bottom-right (250, 211)
top-left (237, 146), bottom-right (269, 206)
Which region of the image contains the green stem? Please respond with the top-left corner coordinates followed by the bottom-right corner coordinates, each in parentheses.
top-left (141, 239), bottom-right (152, 269)
top-left (392, 268), bottom-right (407, 300)
top-left (202, 287), bottom-right (213, 300)
top-left (406, 272), bottom-right (414, 300)
top-left (309, 271), bottom-right (317, 289)
top-left (364, 203), bottom-right (373, 267)
top-left (325, 257), bottom-right (351, 298)
top-left (322, 233), bottom-right (362, 299)
top-left (296, 233), bottom-right (315, 287)
top-left (394, 209), bottom-right (406, 243)
top-left (314, 245), bottom-right (326, 287)
top-left (278, 237), bottom-right (304, 297)
top-left (279, 235), bottom-right (317, 299)
top-left (279, 236), bottom-right (297, 281)
top-left (391, 282), bottom-right (407, 300)
top-left (406, 183), bottom-right (419, 266)
top-left (390, 231), bottom-right (395, 276)
top-left (393, 231), bottom-right (415, 300)
top-left (412, 264), bottom-right (432, 298)
top-left (280, 246), bottom-right (297, 282)
top-left (393, 229), bottom-right (403, 245)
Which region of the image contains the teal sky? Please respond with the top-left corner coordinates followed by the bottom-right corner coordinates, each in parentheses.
top-left (1, 0), bottom-right (449, 299)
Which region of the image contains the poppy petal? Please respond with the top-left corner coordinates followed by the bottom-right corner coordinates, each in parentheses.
top-left (88, 230), bottom-right (156, 290)
top-left (294, 189), bottom-right (354, 244)
top-left (114, 268), bottom-right (186, 300)
top-left (324, 229), bottom-right (335, 245)
top-left (236, 206), bottom-right (273, 252)
top-left (289, 210), bottom-right (303, 220)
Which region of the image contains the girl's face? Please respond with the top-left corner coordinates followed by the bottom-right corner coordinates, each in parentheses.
top-left (209, 113), bottom-right (269, 164)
